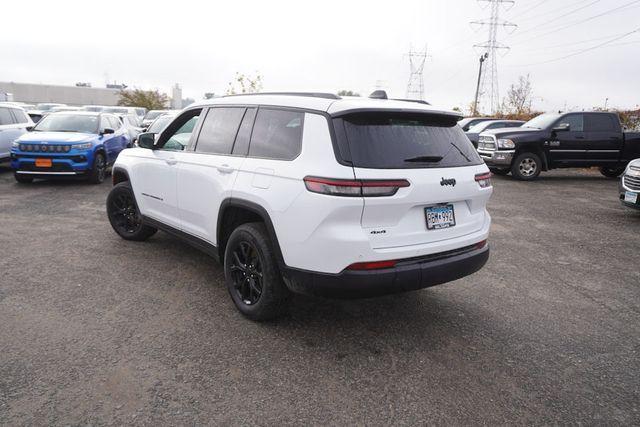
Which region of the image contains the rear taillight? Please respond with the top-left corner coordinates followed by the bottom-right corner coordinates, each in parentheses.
top-left (474, 172), bottom-right (492, 188)
top-left (303, 176), bottom-right (410, 197)
top-left (346, 260), bottom-right (397, 270)
top-left (475, 239), bottom-right (487, 249)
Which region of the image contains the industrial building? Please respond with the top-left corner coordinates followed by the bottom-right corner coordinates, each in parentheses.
top-left (0, 81), bottom-right (121, 106)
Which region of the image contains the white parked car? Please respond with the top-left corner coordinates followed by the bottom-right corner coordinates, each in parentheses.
top-left (106, 92), bottom-right (492, 320)
top-left (0, 105), bottom-right (34, 162)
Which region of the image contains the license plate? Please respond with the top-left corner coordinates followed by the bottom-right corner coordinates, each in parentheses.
top-left (35, 158), bottom-right (52, 168)
top-left (624, 191), bottom-right (638, 204)
top-left (425, 204), bottom-right (456, 230)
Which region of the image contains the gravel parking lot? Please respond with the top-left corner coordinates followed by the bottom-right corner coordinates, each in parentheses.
top-left (0, 165), bottom-right (639, 425)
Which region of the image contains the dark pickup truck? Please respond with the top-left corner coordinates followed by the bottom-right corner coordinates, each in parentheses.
top-left (477, 112), bottom-right (640, 180)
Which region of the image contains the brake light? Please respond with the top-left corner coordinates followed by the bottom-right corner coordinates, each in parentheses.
top-left (346, 260), bottom-right (397, 270)
top-left (303, 176), bottom-right (410, 197)
top-left (475, 239), bottom-right (487, 249)
top-left (474, 172), bottom-right (492, 188)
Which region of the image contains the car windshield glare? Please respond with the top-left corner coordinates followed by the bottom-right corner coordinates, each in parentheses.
top-left (468, 121), bottom-right (494, 133)
top-left (523, 113), bottom-right (560, 129)
top-left (33, 114), bottom-right (99, 133)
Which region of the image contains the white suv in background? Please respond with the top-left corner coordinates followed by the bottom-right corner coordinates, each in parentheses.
top-left (106, 92), bottom-right (493, 320)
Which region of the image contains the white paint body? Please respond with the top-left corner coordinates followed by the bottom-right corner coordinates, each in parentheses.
top-left (115, 95), bottom-right (492, 274)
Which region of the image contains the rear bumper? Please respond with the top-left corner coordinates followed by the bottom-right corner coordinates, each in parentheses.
top-left (478, 149), bottom-right (514, 166)
top-left (283, 243), bottom-right (489, 299)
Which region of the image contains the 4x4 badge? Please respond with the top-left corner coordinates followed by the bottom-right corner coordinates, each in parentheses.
top-left (440, 177), bottom-right (456, 187)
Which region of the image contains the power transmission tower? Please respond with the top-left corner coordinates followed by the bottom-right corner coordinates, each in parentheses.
top-left (405, 46), bottom-right (429, 100)
top-left (471, 0), bottom-right (517, 114)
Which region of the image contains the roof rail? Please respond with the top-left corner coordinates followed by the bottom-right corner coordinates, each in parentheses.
top-left (392, 98), bottom-right (431, 105)
top-left (223, 92), bottom-right (341, 100)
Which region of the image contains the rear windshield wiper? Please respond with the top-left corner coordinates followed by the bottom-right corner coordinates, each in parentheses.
top-left (404, 155), bottom-right (444, 163)
top-left (449, 141), bottom-right (472, 162)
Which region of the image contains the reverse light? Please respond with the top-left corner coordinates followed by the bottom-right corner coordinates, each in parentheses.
top-left (475, 172), bottom-right (492, 188)
top-left (303, 176), bottom-right (410, 197)
top-left (497, 138), bottom-right (515, 149)
top-left (346, 260), bottom-right (397, 270)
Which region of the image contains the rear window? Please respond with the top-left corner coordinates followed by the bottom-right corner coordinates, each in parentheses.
top-left (335, 112), bottom-right (482, 169)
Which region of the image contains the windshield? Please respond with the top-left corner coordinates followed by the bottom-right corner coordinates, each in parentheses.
top-left (148, 115), bottom-right (175, 133)
top-left (468, 121), bottom-right (495, 133)
top-left (33, 114), bottom-right (99, 133)
top-left (337, 112), bottom-right (482, 169)
top-left (36, 103), bottom-right (62, 111)
top-left (144, 111), bottom-right (164, 121)
top-left (522, 113), bottom-right (560, 130)
top-left (103, 107), bottom-right (128, 114)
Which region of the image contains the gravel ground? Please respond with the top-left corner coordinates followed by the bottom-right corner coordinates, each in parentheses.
top-left (0, 164), bottom-right (639, 425)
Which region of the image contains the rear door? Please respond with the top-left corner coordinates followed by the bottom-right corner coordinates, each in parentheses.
top-left (0, 107), bottom-right (22, 158)
top-left (335, 111), bottom-right (490, 250)
top-left (584, 113), bottom-right (623, 165)
top-left (176, 106), bottom-right (250, 243)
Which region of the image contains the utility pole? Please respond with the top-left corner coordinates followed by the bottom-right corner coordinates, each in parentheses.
top-left (471, 0), bottom-right (517, 114)
top-left (405, 45), bottom-right (429, 100)
top-left (473, 53), bottom-right (489, 116)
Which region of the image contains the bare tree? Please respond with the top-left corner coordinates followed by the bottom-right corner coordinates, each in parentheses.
top-left (226, 72), bottom-right (263, 95)
top-left (502, 75), bottom-right (533, 116)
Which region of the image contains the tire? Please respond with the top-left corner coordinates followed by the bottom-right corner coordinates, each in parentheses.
top-left (88, 152), bottom-right (107, 184)
top-left (14, 173), bottom-right (33, 184)
top-left (511, 152), bottom-right (542, 181)
top-left (489, 167), bottom-right (510, 176)
top-left (599, 166), bottom-right (625, 178)
top-left (224, 222), bottom-right (290, 321)
top-left (106, 181), bottom-right (157, 241)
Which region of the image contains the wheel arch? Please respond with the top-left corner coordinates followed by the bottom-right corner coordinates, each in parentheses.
top-left (217, 198), bottom-right (286, 269)
top-left (112, 166), bottom-right (130, 185)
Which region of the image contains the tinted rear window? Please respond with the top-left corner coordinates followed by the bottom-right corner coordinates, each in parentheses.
top-left (336, 112), bottom-right (482, 169)
top-left (586, 114), bottom-right (616, 131)
top-left (196, 107), bottom-right (245, 155)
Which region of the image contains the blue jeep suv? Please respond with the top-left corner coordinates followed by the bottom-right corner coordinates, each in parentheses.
top-left (11, 111), bottom-right (130, 184)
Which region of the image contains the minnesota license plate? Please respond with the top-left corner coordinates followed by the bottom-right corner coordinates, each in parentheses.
top-left (35, 158), bottom-right (52, 168)
top-left (425, 204), bottom-right (456, 230)
top-left (624, 191), bottom-right (638, 204)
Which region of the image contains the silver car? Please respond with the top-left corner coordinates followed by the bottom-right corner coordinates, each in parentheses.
top-left (0, 106), bottom-right (33, 162)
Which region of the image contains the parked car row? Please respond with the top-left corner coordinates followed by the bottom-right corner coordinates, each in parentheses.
top-left (458, 112), bottom-right (640, 211)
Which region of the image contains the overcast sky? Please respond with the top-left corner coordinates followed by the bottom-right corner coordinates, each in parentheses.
top-left (2, 0), bottom-right (639, 112)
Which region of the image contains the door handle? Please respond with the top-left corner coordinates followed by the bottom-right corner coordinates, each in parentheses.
top-left (165, 158), bottom-right (177, 166)
top-left (217, 164), bottom-right (234, 174)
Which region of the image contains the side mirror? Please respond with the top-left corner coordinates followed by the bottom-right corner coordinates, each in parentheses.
top-left (553, 123), bottom-right (570, 132)
top-left (26, 126), bottom-right (34, 131)
top-left (101, 127), bottom-right (115, 135)
top-left (137, 132), bottom-right (156, 149)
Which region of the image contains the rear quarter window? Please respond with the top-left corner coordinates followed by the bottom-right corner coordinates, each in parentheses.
top-left (334, 112), bottom-right (482, 169)
top-left (249, 109), bottom-right (304, 160)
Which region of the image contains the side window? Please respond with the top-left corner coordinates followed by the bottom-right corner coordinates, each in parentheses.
top-left (108, 116), bottom-right (121, 129)
top-left (557, 114), bottom-right (584, 132)
top-left (159, 109), bottom-right (202, 151)
top-left (486, 123), bottom-right (502, 129)
top-left (586, 114), bottom-right (615, 132)
top-left (11, 109), bottom-right (29, 124)
top-left (0, 107), bottom-right (15, 125)
top-left (195, 107), bottom-right (245, 155)
top-left (232, 108), bottom-right (257, 156)
top-left (508, 122), bottom-right (522, 127)
top-left (249, 109), bottom-right (304, 160)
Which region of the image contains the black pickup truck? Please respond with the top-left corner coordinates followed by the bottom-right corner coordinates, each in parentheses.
top-left (477, 112), bottom-right (640, 180)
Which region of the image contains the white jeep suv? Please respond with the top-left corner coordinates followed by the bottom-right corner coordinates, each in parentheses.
top-left (106, 92), bottom-right (492, 320)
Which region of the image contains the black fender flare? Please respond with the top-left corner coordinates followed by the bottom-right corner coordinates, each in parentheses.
top-left (217, 198), bottom-right (286, 269)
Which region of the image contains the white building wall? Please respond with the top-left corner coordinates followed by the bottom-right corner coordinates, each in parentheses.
top-left (0, 82), bottom-right (121, 106)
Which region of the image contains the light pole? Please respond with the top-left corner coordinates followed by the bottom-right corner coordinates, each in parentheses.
top-left (473, 53), bottom-right (489, 116)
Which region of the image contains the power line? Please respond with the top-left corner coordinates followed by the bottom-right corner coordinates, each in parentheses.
top-left (522, 29), bottom-right (640, 51)
top-left (509, 0), bottom-right (550, 20)
top-left (512, 0), bottom-right (640, 45)
top-left (515, 0), bottom-right (596, 23)
top-left (511, 0), bottom-right (601, 38)
top-left (514, 26), bottom-right (640, 66)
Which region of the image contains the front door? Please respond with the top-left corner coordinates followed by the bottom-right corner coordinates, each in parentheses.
top-left (548, 113), bottom-right (588, 167)
top-left (130, 109), bottom-right (202, 230)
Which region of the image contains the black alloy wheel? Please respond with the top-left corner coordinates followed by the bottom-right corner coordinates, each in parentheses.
top-left (89, 153), bottom-right (107, 184)
top-left (229, 240), bottom-right (264, 306)
top-left (108, 189), bottom-right (142, 234)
